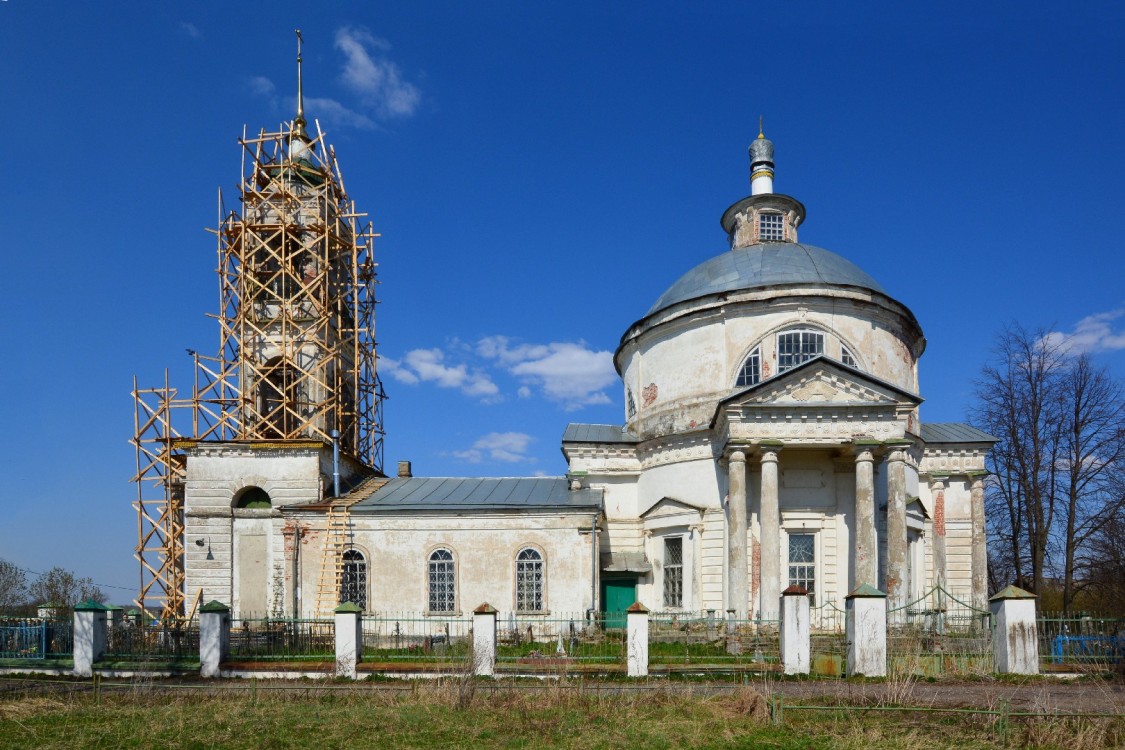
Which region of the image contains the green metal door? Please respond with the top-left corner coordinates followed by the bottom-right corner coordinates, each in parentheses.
top-left (602, 578), bottom-right (636, 629)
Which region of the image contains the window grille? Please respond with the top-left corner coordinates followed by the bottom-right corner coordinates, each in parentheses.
top-left (339, 549), bottom-right (367, 611)
top-left (663, 537), bottom-right (684, 608)
top-left (777, 330), bottom-right (824, 372)
top-left (758, 212), bottom-right (785, 241)
top-left (788, 534), bottom-right (816, 604)
top-left (841, 345), bottom-right (857, 368)
top-left (428, 549), bottom-right (456, 612)
top-left (515, 548), bottom-right (545, 612)
top-left (735, 346), bottom-right (761, 387)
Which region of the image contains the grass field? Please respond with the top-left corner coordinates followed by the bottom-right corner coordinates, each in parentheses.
top-left (2, 677), bottom-right (1122, 750)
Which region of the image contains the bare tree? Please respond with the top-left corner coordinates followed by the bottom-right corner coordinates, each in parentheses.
top-left (974, 325), bottom-right (1066, 595)
top-left (0, 559), bottom-right (28, 611)
top-left (1084, 512), bottom-right (1125, 616)
top-left (27, 567), bottom-right (106, 609)
top-left (974, 325), bottom-right (1125, 611)
top-left (1058, 355), bottom-right (1125, 610)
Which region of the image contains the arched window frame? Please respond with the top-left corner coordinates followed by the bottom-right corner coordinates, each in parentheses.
top-left (339, 548), bottom-right (368, 611)
top-left (514, 546), bottom-right (546, 613)
top-left (427, 547), bottom-right (457, 614)
top-left (233, 485), bottom-right (272, 509)
top-left (735, 345), bottom-right (761, 387)
top-left (840, 344), bottom-right (858, 369)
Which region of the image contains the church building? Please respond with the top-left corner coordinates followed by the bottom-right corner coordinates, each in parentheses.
top-left (178, 60), bottom-right (993, 622)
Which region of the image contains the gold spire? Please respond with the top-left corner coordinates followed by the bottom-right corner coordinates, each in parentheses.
top-left (758, 115), bottom-right (765, 139)
top-left (293, 29), bottom-right (308, 140)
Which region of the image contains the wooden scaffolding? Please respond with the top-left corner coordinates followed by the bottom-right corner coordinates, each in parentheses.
top-left (130, 113), bottom-right (384, 622)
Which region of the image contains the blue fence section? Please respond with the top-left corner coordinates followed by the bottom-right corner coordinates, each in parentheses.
top-left (0, 618), bottom-right (73, 659)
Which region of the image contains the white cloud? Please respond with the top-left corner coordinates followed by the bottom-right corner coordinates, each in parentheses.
top-left (179, 22), bottom-right (202, 39)
top-left (380, 349), bottom-right (498, 400)
top-left (453, 432), bottom-right (535, 464)
top-left (1041, 309), bottom-right (1125, 355)
top-left (248, 76), bottom-right (275, 97)
top-left (480, 336), bottom-right (617, 409)
top-left (334, 26), bottom-right (421, 119)
top-left (304, 96), bottom-right (376, 131)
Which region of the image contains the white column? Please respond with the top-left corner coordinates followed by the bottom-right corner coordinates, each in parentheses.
top-left (727, 450), bottom-right (749, 617)
top-left (199, 601), bottom-right (231, 679)
top-left (472, 603), bottom-right (498, 677)
top-left (845, 585), bottom-right (887, 677)
top-left (990, 586), bottom-right (1039, 675)
top-left (853, 445), bottom-right (878, 587)
top-left (885, 444), bottom-right (910, 615)
top-left (626, 602), bottom-right (649, 677)
top-left (969, 474), bottom-right (989, 612)
top-left (780, 587), bottom-right (810, 675)
top-left (929, 476), bottom-right (948, 589)
top-left (334, 602), bottom-right (363, 679)
top-left (759, 443), bottom-right (782, 620)
top-left (72, 600), bottom-right (108, 678)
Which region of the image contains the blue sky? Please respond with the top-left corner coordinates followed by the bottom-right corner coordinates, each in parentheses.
top-left (1, 2), bottom-right (1122, 600)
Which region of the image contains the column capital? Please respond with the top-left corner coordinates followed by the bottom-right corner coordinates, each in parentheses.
top-left (928, 474), bottom-right (948, 490)
top-left (758, 440), bottom-right (783, 459)
top-left (728, 448), bottom-right (748, 464)
top-left (851, 443), bottom-right (878, 462)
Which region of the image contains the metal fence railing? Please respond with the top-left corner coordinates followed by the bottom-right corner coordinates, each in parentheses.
top-left (1037, 615), bottom-right (1124, 669)
top-left (227, 618), bottom-right (333, 661)
top-left (103, 621), bottom-right (200, 663)
top-left (886, 586), bottom-right (992, 676)
top-left (361, 613), bottom-right (473, 666)
top-left (647, 612), bottom-right (780, 668)
top-left (497, 612), bottom-right (621, 666)
top-left (0, 617), bottom-right (73, 660)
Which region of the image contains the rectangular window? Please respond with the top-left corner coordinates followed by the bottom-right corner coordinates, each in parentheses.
top-left (663, 537), bottom-right (683, 608)
top-left (758, 212), bottom-right (785, 242)
top-left (788, 534), bottom-right (816, 604)
top-left (777, 330), bottom-right (824, 372)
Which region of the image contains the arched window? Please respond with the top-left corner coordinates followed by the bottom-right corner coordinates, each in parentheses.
top-left (841, 345), bottom-right (857, 369)
top-left (234, 486), bottom-right (271, 509)
top-left (427, 548), bottom-right (456, 613)
top-left (777, 329), bottom-right (824, 372)
top-left (515, 548), bottom-right (545, 612)
top-left (735, 346), bottom-right (761, 387)
top-left (340, 549), bottom-right (367, 611)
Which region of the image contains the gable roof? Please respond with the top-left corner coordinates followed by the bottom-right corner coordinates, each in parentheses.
top-left (920, 422), bottom-right (998, 444)
top-left (348, 476), bottom-right (602, 513)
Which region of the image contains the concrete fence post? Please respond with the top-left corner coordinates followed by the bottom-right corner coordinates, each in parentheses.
top-left (105, 605), bottom-right (124, 631)
top-left (989, 586), bottom-right (1039, 675)
top-left (472, 603), bottom-right (498, 677)
top-left (334, 602), bottom-right (363, 679)
top-left (626, 602), bottom-right (649, 677)
top-left (845, 584), bottom-right (887, 677)
top-left (73, 599), bottom-right (109, 678)
top-left (780, 586), bottom-right (810, 675)
top-left (199, 601), bottom-right (231, 678)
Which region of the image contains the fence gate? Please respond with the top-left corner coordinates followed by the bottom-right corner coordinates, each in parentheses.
top-left (0, 618), bottom-right (73, 660)
top-left (887, 586), bottom-right (992, 676)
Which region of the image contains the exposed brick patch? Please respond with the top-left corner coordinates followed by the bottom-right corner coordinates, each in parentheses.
top-left (934, 490), bottom-right (946, 537)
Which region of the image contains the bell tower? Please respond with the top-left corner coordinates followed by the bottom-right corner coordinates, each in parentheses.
top-left (131, 31), bottom-right (385, 621)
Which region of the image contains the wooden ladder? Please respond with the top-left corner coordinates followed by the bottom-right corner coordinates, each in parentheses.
top-left (313, 499), bottom-right (357, 618)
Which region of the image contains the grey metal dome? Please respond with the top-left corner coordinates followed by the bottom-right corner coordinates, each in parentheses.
top-left (646, 243), bottom-right (887, 317)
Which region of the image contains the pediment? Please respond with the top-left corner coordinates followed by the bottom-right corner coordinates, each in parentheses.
top-left (720, 357), bottom-right (922, 410)
top-left (640, 495), bottom-right (708, 521)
